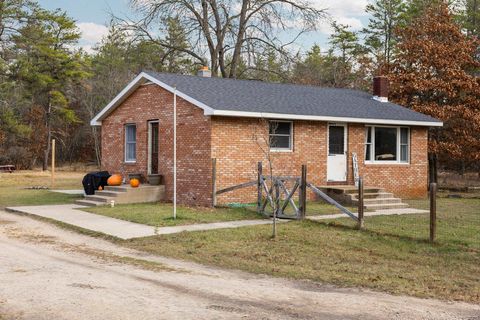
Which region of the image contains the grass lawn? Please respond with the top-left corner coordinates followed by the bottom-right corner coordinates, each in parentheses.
top-left (0, 170), bottom-right (85, 208)
top-left (83, 203), bottom-right (264, 227)
top-left (82, 200), bottom-right (356, 227)
top-left (124, 197), bottom-right (480, 303)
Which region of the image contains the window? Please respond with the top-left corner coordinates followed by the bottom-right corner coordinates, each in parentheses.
top-left (269, 121), bottom-right (292, 151)
top-left (364, 126), bottom-right (409, 163)
top-left (400, 128), bottom-right (409, 162)
top-left (125, 124), bottom-right (136, 162)
top-left (365, 127), bottom-right (372, 161)
top-left (328, 125), bottom-right (345, 155)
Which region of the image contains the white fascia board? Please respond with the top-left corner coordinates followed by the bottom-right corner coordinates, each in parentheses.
top-left (211, 110), bottom-right (444, 127)
top-left (90, 72), bottom-right (215, 126)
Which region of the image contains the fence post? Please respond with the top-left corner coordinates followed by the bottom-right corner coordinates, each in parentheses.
top-left (298, 165), bottom-right (307, 219)
top-left (430, 182), bottom-right (437, 243)
top-left (257, 161), bottom-right (263, 213)
top-left (357, 177), bottom-right (364, 229)
top-left (212, 158), bottom-right (217, 207)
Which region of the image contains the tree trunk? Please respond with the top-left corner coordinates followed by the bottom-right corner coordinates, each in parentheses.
top-left (42, 102), bottom-right (52, 171)
top-left (92, 126), bottom-right (101, 167)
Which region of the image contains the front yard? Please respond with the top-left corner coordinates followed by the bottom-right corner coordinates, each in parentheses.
top-left (124, 198), bottom-right (480, 304)
top-left (2, 170), bottom-right (479, 304)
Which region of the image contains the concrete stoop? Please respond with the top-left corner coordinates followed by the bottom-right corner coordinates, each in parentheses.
top-left (75, 184), bottom-right (165, 207)
top-left (319, 185), bottom-right (410, 211)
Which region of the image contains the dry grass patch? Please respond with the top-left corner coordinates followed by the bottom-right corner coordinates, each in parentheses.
top-left (0, 170), bottom-right (85, 208)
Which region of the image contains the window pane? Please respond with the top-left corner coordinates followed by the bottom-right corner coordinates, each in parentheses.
top-left (126, 143), bottom-right (136, 161)
top-left (125, 124), bottom-right (136, 161)
top-left (270, 135), bottom-right (290, 149)
top-left (366, 127), bottom-right (372, 143)
top-left (401, 145), bottom-right (408, 162)
top-left (329, 126), bottom-right (345, 155)
top-left (374, 127), bottom-right (397, 161)
top-left (270, 121), bottom-right (291, 135)
top-left (126, 125), bottom-right (136, 143)
top-left (400, 128), bottom-right (408, 144)
top-left (365, 144), bottom-right (371, 161)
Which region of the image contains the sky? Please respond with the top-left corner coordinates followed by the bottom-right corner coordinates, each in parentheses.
top-left (37, 0), bottom-right (371, 54)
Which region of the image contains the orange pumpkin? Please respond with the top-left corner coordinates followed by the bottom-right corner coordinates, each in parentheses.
top-left (130, 178), bottom-right (140, 188)
top-left (107, 174), bottom-right (122, 186)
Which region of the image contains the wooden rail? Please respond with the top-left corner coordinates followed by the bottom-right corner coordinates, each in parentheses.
top-left (307, 183), bottom-right (358, 221)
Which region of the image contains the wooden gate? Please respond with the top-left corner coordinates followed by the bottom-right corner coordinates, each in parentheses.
top-left (212, 159), bottom-right (360, 223)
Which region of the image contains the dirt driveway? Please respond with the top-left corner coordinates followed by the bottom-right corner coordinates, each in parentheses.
top-left (0, 210), bottom-right (478, 320)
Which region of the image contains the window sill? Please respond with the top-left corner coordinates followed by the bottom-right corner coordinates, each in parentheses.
top-left (270, 149), bottom-right (293, 153)
top-left (364, 161), bottom-right (410, 166)
top-left (124, 161), bottom-right (137, 165)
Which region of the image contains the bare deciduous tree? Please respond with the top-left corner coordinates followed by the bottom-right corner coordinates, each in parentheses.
top-left (252, 118), bottom-right (278, 238)
top-left (124, 0), bottom-right (326, 78)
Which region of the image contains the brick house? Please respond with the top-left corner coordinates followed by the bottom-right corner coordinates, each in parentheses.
top-left (91, 70), bottom-right (442, 207)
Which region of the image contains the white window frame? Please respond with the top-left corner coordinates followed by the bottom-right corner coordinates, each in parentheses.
top-left (269, 120), bottom-right (293, 152)
top-left (364, 125), bottom-right (410, 164)
top-left (125, 123), bottom-right (137, 163)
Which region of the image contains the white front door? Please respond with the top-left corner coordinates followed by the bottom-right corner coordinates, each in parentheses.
top-left (327, 124), bottom-right (347, 182)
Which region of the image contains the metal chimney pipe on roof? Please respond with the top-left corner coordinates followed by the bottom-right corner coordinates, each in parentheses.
top-left (197, 66), bottom-right (212, 78)
top-left (373, 76), bottom-right (389, 102)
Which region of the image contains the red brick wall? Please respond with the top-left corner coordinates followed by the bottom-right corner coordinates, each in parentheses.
top-left (212, 119), bottom-right (428, 204)
top-left (101, 84), bottom-right (212, 206)
top-left (211, 117), bottom-right (327, 204)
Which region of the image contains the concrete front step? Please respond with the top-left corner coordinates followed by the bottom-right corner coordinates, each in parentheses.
top-left (352, 197), bottom-right (403, 205)
top-left (365, 203), bottom-right (410, 210)
top-left (75, 199), bottom-right (104, 207)
top-left (95, 190), bottom-right (124, 197)
top-left (350, 192), bottom-right (395, 200)
top-left (343, 188), bottom-right (383, 194)
top-left (77, 184), bottom-right (166, 206)
top-left (85, 195), bottom-right (112, 203)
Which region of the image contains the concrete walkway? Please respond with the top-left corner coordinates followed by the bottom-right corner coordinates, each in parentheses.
top-left (6, 204), bottom-right (428, 240)
top-left (5, 204), bottom-right (279, 240)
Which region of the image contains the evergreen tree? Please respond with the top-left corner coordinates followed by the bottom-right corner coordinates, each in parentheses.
top-left (362, 0), bottom-right (407, 73)
top-left (12, 8), bottom-right (89, 169)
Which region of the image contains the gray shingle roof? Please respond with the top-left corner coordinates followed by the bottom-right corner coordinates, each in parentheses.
top-left (145, 71), bottom-right (441, 124)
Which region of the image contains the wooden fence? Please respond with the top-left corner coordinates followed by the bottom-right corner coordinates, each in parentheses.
top-left (212, 159), bottom-right (361, 222)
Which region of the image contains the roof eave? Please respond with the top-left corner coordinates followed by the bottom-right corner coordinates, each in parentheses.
top-left (211, 110), bottom-right (443, 127)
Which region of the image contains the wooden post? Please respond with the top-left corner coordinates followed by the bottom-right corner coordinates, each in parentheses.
top-left (51, 139), bottom-right (55, 189)
top-left (430, 182), bottom-right (437, 243)
top-left (298, 165), bottom-right (307, 219)
top-left (257, 161), bottom-right (263, 213)
top-left (212, 158), bottom-right (217, 207)
top-left (357, 177), bottom-right (364, 229)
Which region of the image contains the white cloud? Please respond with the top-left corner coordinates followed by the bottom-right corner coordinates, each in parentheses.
top-left (313, 0), bottom-right (368, 16)
top-left (76, 22), bottom-right (109, 53)
top-left (318, 16), bottom-right (364, 35)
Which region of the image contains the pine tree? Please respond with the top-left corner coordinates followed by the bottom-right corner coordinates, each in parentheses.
top-left (362, 0), bottom-right (407, 73)
top-left (12, 8), bottom-right (89, 169)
